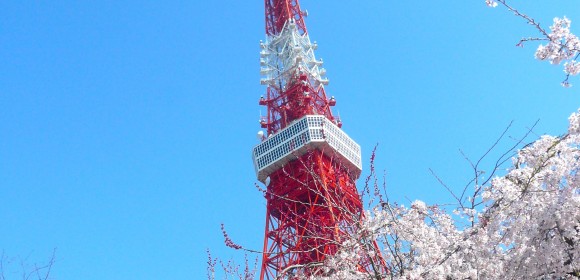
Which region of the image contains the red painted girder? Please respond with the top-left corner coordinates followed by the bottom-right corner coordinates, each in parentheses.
top-left (259, 151), bottom-right (365, 279)
top-left (265, 0), bottom-right (307, 35)
top-left (262, 75), bottom-right (335, 135)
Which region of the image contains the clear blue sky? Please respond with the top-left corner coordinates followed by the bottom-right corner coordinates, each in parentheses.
top-left (1, 1), bottom-right (579, 279)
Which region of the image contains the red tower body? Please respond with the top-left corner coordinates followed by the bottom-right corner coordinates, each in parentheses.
top-left (252, 1), bottom-right (386, 278)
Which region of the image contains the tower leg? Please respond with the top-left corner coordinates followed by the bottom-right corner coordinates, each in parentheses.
top-left (259, 151), bottom-right (387, 279)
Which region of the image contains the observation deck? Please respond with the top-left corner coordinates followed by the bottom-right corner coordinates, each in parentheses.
top-left (252, 115), bottom-right (362, 183)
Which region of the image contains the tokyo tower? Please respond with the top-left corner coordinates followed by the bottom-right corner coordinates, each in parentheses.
top-left (251, 1), bottom-right (387, 279)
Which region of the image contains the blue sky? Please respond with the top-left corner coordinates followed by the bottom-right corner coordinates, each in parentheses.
top-left (1, 1), bottom-right (579, 279)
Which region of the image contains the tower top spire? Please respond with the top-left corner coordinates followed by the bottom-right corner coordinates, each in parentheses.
top-left (259, 0), bottom-right (335, 135)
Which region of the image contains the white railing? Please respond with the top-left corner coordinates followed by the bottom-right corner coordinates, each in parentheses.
top-left (252, 115), bottom-right (362, 183)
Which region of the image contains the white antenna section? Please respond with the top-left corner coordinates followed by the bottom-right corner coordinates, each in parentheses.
top-left (259, 20), bottom-right (329, 91)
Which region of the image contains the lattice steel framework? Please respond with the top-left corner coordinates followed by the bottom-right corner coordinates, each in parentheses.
top-left (253, 1), bottom-right (387, 279)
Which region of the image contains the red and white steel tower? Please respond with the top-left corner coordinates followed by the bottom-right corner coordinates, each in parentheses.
top-left (252, 1), bottom-right (386, 279)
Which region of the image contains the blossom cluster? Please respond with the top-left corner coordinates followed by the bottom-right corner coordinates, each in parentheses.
top-left (485, 0), bottom-right (498, 8)
top-left (535, 17), bottom-right (580, 85)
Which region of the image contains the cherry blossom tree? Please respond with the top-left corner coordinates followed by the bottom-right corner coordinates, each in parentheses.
top-left (316, 111), bottom-right (580, 278)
